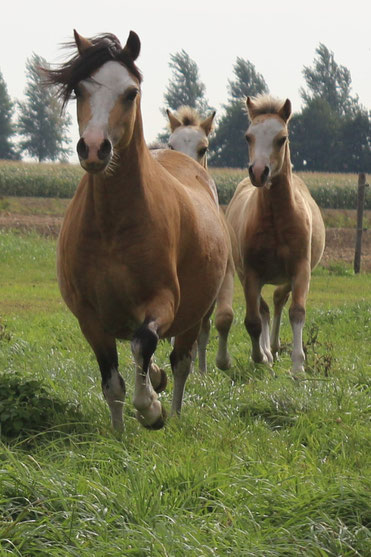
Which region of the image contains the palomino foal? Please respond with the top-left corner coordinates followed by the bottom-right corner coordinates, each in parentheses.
top-left (225, 95), bottom-right (325, 375)
top-left (44, 31), bottom-right (228, 430)
top-left (167, 106), bottom-right (235, 372)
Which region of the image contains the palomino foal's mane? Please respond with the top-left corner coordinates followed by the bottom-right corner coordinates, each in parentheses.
top-left (247, 94), bottom-right (286, 118)
top-left (171, 106), bottom-right (202, 128)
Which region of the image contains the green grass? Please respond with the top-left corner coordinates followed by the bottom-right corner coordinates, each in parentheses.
top-left (0, 231), bottom-right (370, 556)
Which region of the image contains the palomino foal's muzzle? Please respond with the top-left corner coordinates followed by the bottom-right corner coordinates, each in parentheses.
top-left (248, 163), bottom-right (270, 188)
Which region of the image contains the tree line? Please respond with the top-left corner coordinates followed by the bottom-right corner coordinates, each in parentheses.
top-left (159, 43), bottom-right (371, 172)
top-left (1, 44), bottom-right (370, 171)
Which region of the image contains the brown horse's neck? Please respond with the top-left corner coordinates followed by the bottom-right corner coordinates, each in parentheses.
top-left (88, 103), bottom-right (153, 236)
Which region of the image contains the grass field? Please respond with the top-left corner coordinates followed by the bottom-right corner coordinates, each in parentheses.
top-left (0, 231), bottom-right (370, 556)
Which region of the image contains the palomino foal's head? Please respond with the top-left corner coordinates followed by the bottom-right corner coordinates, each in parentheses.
top-left (245, 96), bottom-right (292, 188)
top-left (47, 31), bottom-right (142, 173)
top-left (167, 107), bottom-right (216, 167)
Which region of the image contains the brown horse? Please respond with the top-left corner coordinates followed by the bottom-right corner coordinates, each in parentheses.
top-left (44, 31), bottom-right (228, 430)
top-left (167, 106), bottom-right (235, 372)
top-left (225, 95), bottom-right (325, 375)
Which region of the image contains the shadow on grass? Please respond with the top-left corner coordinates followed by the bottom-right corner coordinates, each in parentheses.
top-left (0, 372), bottom-right (87, 441)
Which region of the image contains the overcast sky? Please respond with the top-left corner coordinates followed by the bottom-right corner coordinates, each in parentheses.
top-left (1, 0), bottom-right (370, 161)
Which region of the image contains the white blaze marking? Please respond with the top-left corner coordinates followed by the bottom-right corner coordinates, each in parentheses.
top-left (249, 118), bottom-right (284, 164)
top-left (81, 61), bottom-right (137, 136)
top-left (169, 127), bottom-right (206, 161)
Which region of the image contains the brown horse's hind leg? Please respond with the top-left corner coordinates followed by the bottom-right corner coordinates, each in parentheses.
top-left (78, 316), bottom-right (125, 431)
top-left (170, 324), bottom-right (201, 415)
top-left (215, 260), bottom-right (234, 370)
top-left (270, 283), bottom-right (291, 359)
top-left (197, 302), bottom-right (215, 374)
top-left (131, 321), bottom-right (166, 430)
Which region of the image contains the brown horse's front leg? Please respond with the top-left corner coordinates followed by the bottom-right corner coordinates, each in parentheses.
top-left (131, 321), bottom-right (166, 430)
top-left (78, 315), bottom-right (125, 431)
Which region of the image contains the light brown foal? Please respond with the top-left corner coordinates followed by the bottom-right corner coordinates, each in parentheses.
top-left (44, 31), bottom-right (228, 430)
top-left (167, 106), bottom-right (235, 372)
top-left (225, 95), bottom-right (325, 375)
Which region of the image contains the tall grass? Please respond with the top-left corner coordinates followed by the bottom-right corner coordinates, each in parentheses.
top-left (0, 231), bottom-right (370, 555)
top-left (0, 161), bottom-right (369, 209)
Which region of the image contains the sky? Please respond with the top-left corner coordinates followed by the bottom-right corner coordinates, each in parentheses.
top-left (1, 0), bottom-right (370, 161)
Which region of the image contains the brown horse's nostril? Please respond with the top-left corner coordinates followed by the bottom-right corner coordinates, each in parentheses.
top-left (98, 139), bottom-right (112, 160)
top-left (77, 137), bottom-right (89, 160)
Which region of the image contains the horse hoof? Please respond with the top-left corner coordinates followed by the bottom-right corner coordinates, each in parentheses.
top-left (139, 406), bottom-right (167, 430)
top-left (154, 368), bottom-right (167, 393)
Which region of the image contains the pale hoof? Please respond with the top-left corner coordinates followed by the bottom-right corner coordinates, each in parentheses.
top-left (149, 363), bottom-right (167, 393)
top-left (137, 405), bottom-right (167, 430)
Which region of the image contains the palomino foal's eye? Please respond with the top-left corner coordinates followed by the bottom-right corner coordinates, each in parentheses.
top-left (245, 134), bottom-right (252, 144)
top-left (168, 144), bottom-right (174, 150)
top-left (198, 147), bottom-right (208, 156)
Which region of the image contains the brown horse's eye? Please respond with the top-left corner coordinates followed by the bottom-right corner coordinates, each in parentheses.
top-left (125, 88), bottom-right (139, 102)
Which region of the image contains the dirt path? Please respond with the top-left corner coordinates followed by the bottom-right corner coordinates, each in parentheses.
top-left (0, 214), bottom-right (370, 271)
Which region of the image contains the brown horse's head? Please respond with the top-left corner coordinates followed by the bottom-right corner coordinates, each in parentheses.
top-left (44, 31), bottom-right (142, 173)
top-left (245, 95), bottom-right (292, 188)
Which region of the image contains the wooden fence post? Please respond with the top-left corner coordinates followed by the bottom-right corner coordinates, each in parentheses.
top-left (354, 173), bottom-right (369, 274)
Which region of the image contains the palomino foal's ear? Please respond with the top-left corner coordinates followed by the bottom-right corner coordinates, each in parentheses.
top-left (74, 30), bottom-right (93, 54)
top-left (200, 111), bottom-right (216, 136)
top-left (122, 31), bottom-right (141, 61)
top-left (246, 97), bottom-right (256, 121)
top-left (166, 109), bottom-right (182, 132)
top-left (278, 98), bottom-right (292, 122)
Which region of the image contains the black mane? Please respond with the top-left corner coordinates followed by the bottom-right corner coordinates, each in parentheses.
top-left (43, 33), bottom-right (142, 109)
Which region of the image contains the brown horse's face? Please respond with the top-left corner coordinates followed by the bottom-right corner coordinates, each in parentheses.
top-left (75, 61), bottom-right (140, 173)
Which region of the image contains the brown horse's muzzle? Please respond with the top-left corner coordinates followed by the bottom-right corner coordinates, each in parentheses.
top-left (77, 137), bottom-right (112, 173)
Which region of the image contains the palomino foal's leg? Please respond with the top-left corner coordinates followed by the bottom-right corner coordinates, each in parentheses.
top-left (270, 283), bottom-right (291, 359)
top-left (79, 317), bottom-right (125, 431)
top-left (289, 266), bottom-right (310, 375)
top-left (131, 322), bottom-right (166, 430)
top-left (170, 324), bottom-right (200, 415)
top-left (243, 273), bottom-right (267, 364)
top-left (260, 296), bottom-right (273, 363)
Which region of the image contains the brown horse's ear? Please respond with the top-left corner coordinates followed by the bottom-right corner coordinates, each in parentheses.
top-left (166, 109), bottom-right (182, 131)
top-left (200, 111), bottom-right (216, 136)
top-left (74, 30), bottom-right (93, 54)
top-left (246, 97), bottom-right (256, 121)
top-left (122, 31), bottom-right (141, 61)
top-left (278, 99), bottom-right (292, 122)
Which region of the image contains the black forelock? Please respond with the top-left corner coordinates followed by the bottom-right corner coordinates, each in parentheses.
top-left (42, 33), bottom-right (142, 110)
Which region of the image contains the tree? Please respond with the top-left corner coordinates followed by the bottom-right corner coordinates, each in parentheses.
top-left (300, 43), bottom-right (359, 117)
top-left (209, 58), bottom-right (268, 167)
top-left (290, 43), bottom-right (371, 172)
top-left (17, 54), bottom-right (72, 162)
top-left (156, 50), bottom-right (211, 144)
top-left (0, 70), bottom-right (18, 159)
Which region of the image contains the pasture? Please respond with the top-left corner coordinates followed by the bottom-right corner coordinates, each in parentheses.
top-left (0, 230), bottom-right (370, 555)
